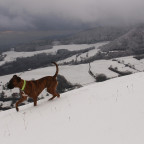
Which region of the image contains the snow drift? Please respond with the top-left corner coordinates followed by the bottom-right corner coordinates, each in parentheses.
top-left (0, 72), bottom-right (144, 144)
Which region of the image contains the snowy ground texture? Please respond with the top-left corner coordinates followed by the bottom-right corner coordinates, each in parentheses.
top-left (1, 72), bottom-right (144, 144)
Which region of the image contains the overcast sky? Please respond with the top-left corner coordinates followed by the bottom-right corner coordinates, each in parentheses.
top-left (0, 0), bottom-right (144, 31)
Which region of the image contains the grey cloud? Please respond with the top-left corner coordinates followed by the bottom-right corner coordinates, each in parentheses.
top-left (0, 6), bottom-right (35, 30)
top-left (0, 0), bottom-right (144, 31)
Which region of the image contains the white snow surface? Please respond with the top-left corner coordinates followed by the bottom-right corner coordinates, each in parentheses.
top-left (1, 72), bottom-right (144, 144)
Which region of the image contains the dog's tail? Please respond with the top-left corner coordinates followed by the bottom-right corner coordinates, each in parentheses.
top-left (52, 62), bottom-right (59, 78)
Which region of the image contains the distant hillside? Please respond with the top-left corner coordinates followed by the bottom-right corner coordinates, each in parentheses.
top-left (14, 40), bottom-right (53, 52)
top-left (6, 26), bottom-right (131, 52)
top-left (60, 26), bottom-right (131, 44)
top-left (0, 30), bottom-right (76, 52)
top-left (100, 25), bottom-right (144, 57)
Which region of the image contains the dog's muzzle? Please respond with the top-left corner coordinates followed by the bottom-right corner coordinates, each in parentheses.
top-left (7, 82), bottom-right (14, 89)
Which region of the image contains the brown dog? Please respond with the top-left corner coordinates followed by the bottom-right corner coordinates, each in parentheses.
top-left (7, 62), bottom-right (60, 111)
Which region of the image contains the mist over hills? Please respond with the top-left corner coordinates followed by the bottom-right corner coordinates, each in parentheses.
top-left (100, 25), bottom-right (144, 57)
top-left (1, 24), bottom-right (144, 66)
top-left (0, 30), bottom-right (77, 52)
top-left (61, 26), bottom-right (131, 44)
top-left (1, 25), bottom-right (132, 52)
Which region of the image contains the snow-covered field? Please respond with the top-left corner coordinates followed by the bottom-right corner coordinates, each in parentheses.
top-left (1, 72), bottom-right (144, 144)
top-left (0, 41), bottom-right (109, 66)
top-left (58, 47), bottom-right (99, 64)
top-left (57, 43), bottom-right (105, 64)
top-left (116, 56), bottom-right (144, 72)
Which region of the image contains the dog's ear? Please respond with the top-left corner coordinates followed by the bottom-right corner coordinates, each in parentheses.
top-left (17, 77), bottom-right (21, 82)
top-left (13, 75), bottom-right (17, 78)
top-left (16, 76), bottom-right (21, 82)
top-left (12, 75), bottom-right (21, 82)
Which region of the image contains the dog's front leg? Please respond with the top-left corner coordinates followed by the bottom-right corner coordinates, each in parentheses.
top-left (16, 96), bottom-right (27, 112)
top-left (33, 97), bottom-right (37, 106)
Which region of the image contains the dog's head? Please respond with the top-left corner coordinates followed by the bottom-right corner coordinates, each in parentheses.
top-left (7, 75), bottom-right (21, 89)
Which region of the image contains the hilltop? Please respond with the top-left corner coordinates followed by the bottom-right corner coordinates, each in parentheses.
top-left (100, 25), bottom-right (144, 58)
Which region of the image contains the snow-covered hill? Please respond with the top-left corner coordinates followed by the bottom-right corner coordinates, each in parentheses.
top-left (101, 25), bottom-right (144, 56)
top-left (1, 72), bottom-right (144, 144)
top-left (63, 26), bottom-right (130, 44)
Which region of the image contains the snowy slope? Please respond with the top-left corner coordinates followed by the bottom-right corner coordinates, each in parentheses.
top-left (1, 72), bottom-right (144, 144)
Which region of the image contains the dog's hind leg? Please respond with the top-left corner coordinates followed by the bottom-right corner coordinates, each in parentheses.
top-left (49, 95), bottom-right (56, 101)
top-left (47, 82), bottom-right (60, 100)
top-left (47, 89), bottom-right (60, 101)
top-left (48, 91), bottom-right (57, 101)
top-left (57, 92), bottom-right (60, 98)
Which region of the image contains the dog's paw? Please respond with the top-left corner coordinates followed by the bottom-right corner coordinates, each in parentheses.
top-left (16, 107), bottom-right (19, 112)
top-left (48, 98), bottom-right (54, 101)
